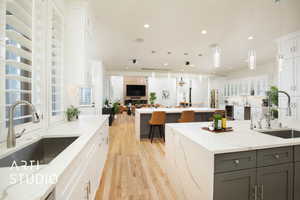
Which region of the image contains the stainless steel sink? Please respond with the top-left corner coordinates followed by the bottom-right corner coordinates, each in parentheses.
top-left (0, 137), bottom-right (78, 168)
top-left (259, 130), bottom-right (300, 139)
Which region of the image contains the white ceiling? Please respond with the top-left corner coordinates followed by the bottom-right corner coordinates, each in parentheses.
top-left (89, 0), bottom-right (300, 75)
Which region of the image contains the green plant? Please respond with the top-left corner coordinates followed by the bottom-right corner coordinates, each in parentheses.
top-left (66, 106), bottom-right (80, 121)
top-left (149, 92), bottom-right (157, 105)
top-left (112, 101), bottom-right (120, 114)
top-left (266, 86), bottom-right (278, 106)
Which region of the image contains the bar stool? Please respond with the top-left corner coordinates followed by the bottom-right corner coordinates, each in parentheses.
top-left (178, 110), bottom-right (195, 123)
top-left (148, 111), bottom-right (166, 143)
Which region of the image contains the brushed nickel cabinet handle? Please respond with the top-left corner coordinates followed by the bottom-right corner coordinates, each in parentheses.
top-left (234, 159), bottom-right (240, 164)
top-left (254, 185), bottom-right (258, 200)
top-left (274, 154), bottom-right (280, 159)
top-left (261, 184), bottom-right (264, 200)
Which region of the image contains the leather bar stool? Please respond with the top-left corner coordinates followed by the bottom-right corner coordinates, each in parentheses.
top-left (178, 110), bottom-right (195, 123)
top-left (148, 111), bottom-right (166, 143)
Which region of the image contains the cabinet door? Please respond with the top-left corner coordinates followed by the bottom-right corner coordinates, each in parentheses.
top-left (294, 57), bottom-right (300, 96)
top-left (294, 162), bottom-right (300, 200)
top-left (293, 97), bottom-right (300, 120)
top-left (281, 38), bottom-right (296, 59)
top-left (214, 169), bottom-right (257, 200)
top-left (295, 36), bottom-right (300, 57)
top-left (257, 163), bottom-right (293, 200)
top-left (279, 58), bottom-right (294, 96)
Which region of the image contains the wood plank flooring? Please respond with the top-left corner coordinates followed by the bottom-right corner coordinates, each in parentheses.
top-left (95, 113), bottom-right (179, 200)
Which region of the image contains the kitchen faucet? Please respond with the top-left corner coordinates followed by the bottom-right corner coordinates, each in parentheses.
top-left (278, 90), bottom-right (292, 117)
top-left (7, 100), bottom-right (40, 148)
top-left (261, 90), bottom-right (291, 129)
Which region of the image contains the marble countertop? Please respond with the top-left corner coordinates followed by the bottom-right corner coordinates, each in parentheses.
top-left (166, 120), bottom-right (300, 154)
top-left (136, 107), bottom-right (220, 114)
top-left (0, 115), bottom-right (108, 200)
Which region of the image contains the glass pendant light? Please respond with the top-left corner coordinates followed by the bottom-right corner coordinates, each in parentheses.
top-left (248, 49), bottom-right (256, 70)
top-left (211, 44), bottom-right (221, 68)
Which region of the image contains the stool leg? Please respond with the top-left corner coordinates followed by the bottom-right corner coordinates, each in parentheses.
top-left (150, 126), bottom-right (155, 143)
top-left (148, 125), bottom-right (153, 139)
top-left (158, 125), bottom-right (163, 140)
top-left (159, 125), bottom-right (165, 142)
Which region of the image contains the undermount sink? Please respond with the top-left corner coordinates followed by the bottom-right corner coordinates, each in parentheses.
top-left (0, 137), bottom-right (78, 168)
top-left (259, 129), bottom-right (300, 139)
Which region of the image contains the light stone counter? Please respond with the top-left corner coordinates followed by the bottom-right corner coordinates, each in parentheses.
top-left (165, 120), bottom-right (300, 200)
top-left (0, 115), bottom-right (108, 200)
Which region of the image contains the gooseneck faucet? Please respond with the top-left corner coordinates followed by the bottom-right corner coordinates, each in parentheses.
top-left (278, 90), bottom-right (292, 117)
top-left (7, 100), bottom-right (40, 148)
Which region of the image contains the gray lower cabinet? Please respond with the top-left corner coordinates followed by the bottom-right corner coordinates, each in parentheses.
top-left (214, 147), bottom-right (295, 200)
top-left (257, 163), bottom-right (293, 200)
top-left (214, 169), bottom-right (257, 200)
top-left (294, 162), bottom-right (300, 200)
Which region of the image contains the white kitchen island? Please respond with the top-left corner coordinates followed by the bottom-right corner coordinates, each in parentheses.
top-left (135, 107), bottom-right (220, 140)
top-left (165, 120), bottom-right (300, 200)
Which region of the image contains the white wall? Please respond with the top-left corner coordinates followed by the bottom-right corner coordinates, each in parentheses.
top-left (105, 72), bottom-right (210, 107)
top-left (148, 77), bottom-right (177, 106)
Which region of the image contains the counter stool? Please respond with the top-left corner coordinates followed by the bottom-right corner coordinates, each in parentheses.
top-left (178, 110), bottom-right (195, 123)
top-left (148, 111), bottom-right (166, 143)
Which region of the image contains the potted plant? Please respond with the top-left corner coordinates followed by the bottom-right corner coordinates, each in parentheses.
top-left (149, 92), bottom-right (157, 105)
top-left (66, 106), bottom-right (80, 121)
top-left (112, 101), bottom-right (120, 115)
top-left (266, 86), bottom-right (279, 119)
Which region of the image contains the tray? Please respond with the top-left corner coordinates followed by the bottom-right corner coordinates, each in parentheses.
top-left (202, 127), bottom-right (233, 133)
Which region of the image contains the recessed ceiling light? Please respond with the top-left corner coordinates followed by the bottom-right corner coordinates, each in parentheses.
top-left (164, 63), bottom-right (169, 66)
top-left (248, 36), bottom-right (254, 40)
top-left (201, 30), bottom-right (207, 34)
top-left (184, 53), bottom-right (189, 56)
top-left (167, 51), bottom-right (172, 55)
top-left (198, 54), bottom-right (203, 57)
top-left (144, 24), bottom-right (150, 29)
top-left (151, 50), bottom-right (156, 54)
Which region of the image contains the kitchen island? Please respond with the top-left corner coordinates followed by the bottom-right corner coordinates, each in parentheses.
top-left (165, 120), bottom-right (300, 200)
top-left (135, 107), bottom-right (220, 140)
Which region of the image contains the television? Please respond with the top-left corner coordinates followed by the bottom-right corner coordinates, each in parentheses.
top-left (126, 85), bottom-right (146, 96)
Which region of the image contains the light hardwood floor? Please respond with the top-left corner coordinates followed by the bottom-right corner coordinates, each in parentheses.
top-left (95, 113), bottom-right (179, 200)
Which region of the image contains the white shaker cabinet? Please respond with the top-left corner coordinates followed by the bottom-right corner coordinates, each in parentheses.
top-left (279, 58), bottom-right (295, 96)
top-left (295, 57), bottom-right (300, 96)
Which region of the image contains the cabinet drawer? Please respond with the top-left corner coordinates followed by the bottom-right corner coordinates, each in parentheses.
top-left (214, 151), bottom-right (256, 173)
top-left (294, 145), bottom-right (300, 162)
top-left (257, 146), bottom-right (293, 167)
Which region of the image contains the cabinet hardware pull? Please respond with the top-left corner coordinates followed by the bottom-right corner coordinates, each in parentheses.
top-left (274, 154), bottom-right (280, 159)
top-left (234, 160), bottom-right (240, 164)
top-left (254, 185), bottom-right (258, 200)
top-left (260, 184), bottom-right (264, 200)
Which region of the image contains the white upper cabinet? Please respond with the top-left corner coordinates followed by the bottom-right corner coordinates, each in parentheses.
top-left (295, 36), bottom-right (300, 57)
top-left (295, 57), bottom-right (300, 96)
top-left (279, 58), bottom-right (294, 96)
top-left (278, 31), bottom-right (300, 97)
top-left (280, 38), bottom-right (297, 59)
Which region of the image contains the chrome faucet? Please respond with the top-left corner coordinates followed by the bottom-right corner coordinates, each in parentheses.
top-left (7, 100), bottom-right (40, 148)
top-left (278, 90), bottom-right (292, 117)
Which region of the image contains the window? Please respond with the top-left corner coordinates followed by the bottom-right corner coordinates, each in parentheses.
top-left (4, 0), bottom-right (33, 127)
top-left (80, 87), bottom-right (92, 106)
top-left (50, 7), bottom-right (63, 119)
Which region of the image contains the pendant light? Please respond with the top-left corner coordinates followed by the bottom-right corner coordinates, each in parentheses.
top-left (248, 49), bottom-right (257, 70)
top-left (211, 44), bottom-right (221, 68)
